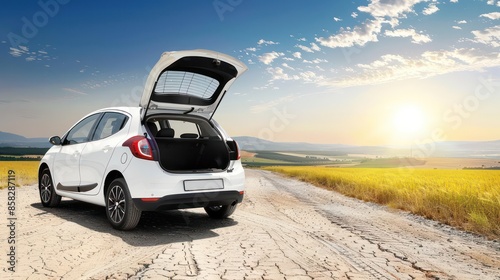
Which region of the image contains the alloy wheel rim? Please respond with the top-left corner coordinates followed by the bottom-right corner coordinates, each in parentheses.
top-left (108, 185), bottom-right (126, 223)
top-left (40, 173), bottom-right (52, 203)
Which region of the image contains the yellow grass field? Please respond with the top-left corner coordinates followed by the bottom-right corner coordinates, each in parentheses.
top-left (264, 166), bottom-right (500, 238)
top-left (0, 161), bottom-right (39, 188)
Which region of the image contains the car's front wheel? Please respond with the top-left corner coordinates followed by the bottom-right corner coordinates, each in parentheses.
top-left (105, 178), bottom-right (141, 230)
top-left (204, 204), bottom-right (237, 219)
top-left (39, 168), bottom-right (61, 207)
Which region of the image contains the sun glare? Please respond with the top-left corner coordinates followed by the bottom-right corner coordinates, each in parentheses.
top-left (393, 105), bottom-right (425, 135)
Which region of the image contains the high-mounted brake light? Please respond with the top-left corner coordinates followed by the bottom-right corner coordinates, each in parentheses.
top-left (123, 136), bottom-right (154, 160)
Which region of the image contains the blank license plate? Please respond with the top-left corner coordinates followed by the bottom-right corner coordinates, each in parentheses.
top-left (184, 179), bottom-right (224, 191)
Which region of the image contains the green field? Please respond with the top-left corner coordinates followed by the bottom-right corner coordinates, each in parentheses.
top-left (265, 166), bottom-right (500, 238)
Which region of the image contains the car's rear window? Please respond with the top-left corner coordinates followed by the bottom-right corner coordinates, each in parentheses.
top-left (154, 70), bottom-right (220, 99)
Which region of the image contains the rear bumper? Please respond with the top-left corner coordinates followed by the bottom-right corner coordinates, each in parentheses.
top-left (133, 190), bottom-right (244, 211)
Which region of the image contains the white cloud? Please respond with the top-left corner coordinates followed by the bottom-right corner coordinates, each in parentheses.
top-left (9, 45), bottom-right (54, 63)
top-left (452, 26), bottom-right (462, 30)
top-left (245, 47), bottom-right (257, 52)
top-left (296, 42), bottom-right (321, 53)
top-left (292, 52), bottom-right (302, 59)
top-left (298, 37), bottom-right (306, 41)
top-left (422, 3), bottom-right (439, 15)
top-left (283, 57), bottom-right (295, 61)
top-left (357, 0), bottom-right (425, 18)
top-left (316, 18), bottom-right (386, 48)
top-left (333, 17), bottom-right (342, 22)
top-left (315, 65), bottom-right (325, 71)
top-left (457, 20), bottom-right (467, 24)
top-left (9, 45), bottom-right (30, 57)
top-left (282, 63), bottom-right (294, 70)
top-left (311, 43), bottom-right (321, 51)
top-left (487, 0), bottom-right (500, 6)
top-left (257, 39), bottom-right (279, 45)
top-left (303, 58), bottom-right (328, 64)
top-left (385, 28), bottom-right (432, 44)
top-left (318, 48), bottom-right (500, 88)
top-left (351, 12), bottom-right (358, 18)
top-left (480, 12), bottom-right (500, 20)
top-left (450, 0), bottom-right (458, 3)
top-left (297, 44), bottom-right (313, 53)
top-left (299, 71), bottom-right (324, 82)
top-left (266, 67), bottom-right (325, 85)
top-left (259, 51), bottom-right (284, 65)
top-left (472, 25), bottom-right (500, 47)
top-left (267, 67), bottom-right (298, 81)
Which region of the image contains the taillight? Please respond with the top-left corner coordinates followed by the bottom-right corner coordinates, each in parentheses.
top-left (123, 136), bottom-right (154, 160)
top-left (235, 140), bottom-right (241, 160)
top-left (227, 140), bottom-right (241, 160)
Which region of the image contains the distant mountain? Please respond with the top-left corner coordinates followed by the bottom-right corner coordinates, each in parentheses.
top-left (233, 136), bottom-right (353, 152)
top-left (432, 140), bottom-right (500, 157)
top-left (1, 131), bottom-right (499, 158)
top-left (0, 131), bottom-right (51, 148)
top-left (234, 136), bottom-right (500, 158)
top-left (234, 136), bottom-right (398, 155)
top-left (0, 131), bottom-right (27, 142)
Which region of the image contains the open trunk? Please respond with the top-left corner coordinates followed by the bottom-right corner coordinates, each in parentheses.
top-left (146, 115), bottom-right (235, 172)
top-left (154, 137), bottom-right (230, 172)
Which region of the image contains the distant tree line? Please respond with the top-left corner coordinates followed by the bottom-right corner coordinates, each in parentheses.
top-left (0, 156), bottom-right (42, 161)
top-left (254, 152), bottom-right (331, 163)
top-left (0, 147), bottom-right (49, 155)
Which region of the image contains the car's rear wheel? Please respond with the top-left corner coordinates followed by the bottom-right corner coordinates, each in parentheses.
top-left (204, 204), bottom-right (237, 219)
top-left (39, 168), bottom-right (61, 207)
top-left (105, 178), bottom-right (141, 230)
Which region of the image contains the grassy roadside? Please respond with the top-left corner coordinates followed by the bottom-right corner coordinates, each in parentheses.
top-left (264, 166), bottom-right (500, 238)
top-left (0, 161), bottom-right (39, 188)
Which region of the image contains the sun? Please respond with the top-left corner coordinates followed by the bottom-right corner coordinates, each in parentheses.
top-left (393, 105), bottom-right (425, 135)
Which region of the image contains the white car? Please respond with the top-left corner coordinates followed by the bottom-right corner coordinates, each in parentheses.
top-left (38, 49), bottom-right (247, 230)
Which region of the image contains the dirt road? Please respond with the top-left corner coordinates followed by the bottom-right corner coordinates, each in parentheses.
top-left (1, 169), bottom-right (499, 279)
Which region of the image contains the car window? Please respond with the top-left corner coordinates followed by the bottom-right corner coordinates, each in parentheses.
top-left (168, 120), bottom-right (199, 138)
top-left (64, 114), bottom-right (101, 145)
top-left (92, 112), bottom-right (128, 141)
top-left (154, 71), bottom-right (220, 99)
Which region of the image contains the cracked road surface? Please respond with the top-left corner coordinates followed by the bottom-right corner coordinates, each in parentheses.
top-left (1, 169), bottom-right (499, 279)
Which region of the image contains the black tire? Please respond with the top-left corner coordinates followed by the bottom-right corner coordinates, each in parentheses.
top-left (204, 204), bottom-right (237, 219)
top-left (39, 168), bottom-right (61, 207)
top-left (105, 178), bottom-right (141, 230)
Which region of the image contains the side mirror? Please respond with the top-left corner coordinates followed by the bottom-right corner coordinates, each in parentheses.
top-left (49, 136), bottom-right (61, 145)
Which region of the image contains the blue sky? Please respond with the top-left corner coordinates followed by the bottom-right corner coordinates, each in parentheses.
top-left (1, 0), bottom-right (499, 146)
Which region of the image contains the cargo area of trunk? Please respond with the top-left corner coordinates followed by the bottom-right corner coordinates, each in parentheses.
top-left (145, 115), bottom-right (233, 172)
top-left (154, 137), bottom-right (230, 172)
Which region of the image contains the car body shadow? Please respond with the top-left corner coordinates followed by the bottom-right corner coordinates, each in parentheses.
top-left (31, 199), bottom-right (238, 247)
